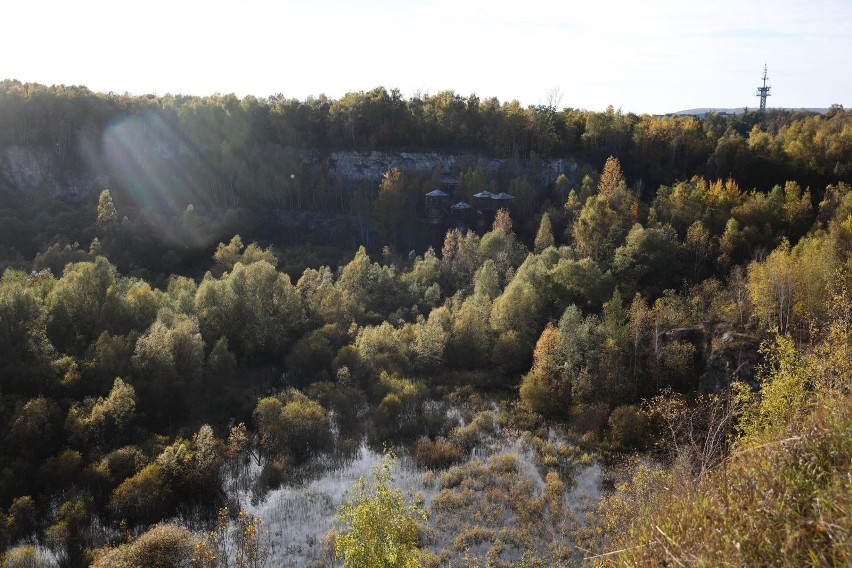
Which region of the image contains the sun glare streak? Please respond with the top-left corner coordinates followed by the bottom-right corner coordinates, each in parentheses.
top-left (98, 111), bottom-right (228, 249)
top-left (102, 114), bottom-right (184, 212)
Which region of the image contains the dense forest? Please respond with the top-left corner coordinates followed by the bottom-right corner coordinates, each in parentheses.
top-left (1, 79), bottom-right (851, 265)
top-left (0, 81), bottom-right (851, 566)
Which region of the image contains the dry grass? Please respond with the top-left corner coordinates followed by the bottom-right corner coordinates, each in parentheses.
top-left (412, 437), bottom-right (463, 470)
top-left (593, 392), bottom-right (852, 567)
top-left (425, 451), bottom-right (579, 567)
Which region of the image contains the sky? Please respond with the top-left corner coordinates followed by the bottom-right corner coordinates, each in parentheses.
top-left (3, 0), bottom-right (851, 114)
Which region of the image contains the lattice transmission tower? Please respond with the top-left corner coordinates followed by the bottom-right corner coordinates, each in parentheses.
top-left (756, 64), bottom-right (771, 112)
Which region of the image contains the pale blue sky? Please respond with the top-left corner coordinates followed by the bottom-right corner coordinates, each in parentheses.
top-left (3, 0), bottom-right (850, 114)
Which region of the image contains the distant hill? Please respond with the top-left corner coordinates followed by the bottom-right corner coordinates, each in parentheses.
top-left (674, 107), bottom-right (829, 116)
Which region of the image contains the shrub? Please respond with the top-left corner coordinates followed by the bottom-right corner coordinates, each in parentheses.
top-left (194, 508), bottom-right (273, 568)
top-left (108, 464), bottom-right (173, 527)
top-left (597, 392), bottom-right (852, 566)
top-left (606, 405), bottom-right (651, 450)
top-left (412, 437), bottom-right (463, 470)
top-left (449, 410), bottom-right (497, 452)
top-left (257, 457), bottom-right (291, 493)
top-left (335, 453), bottom-right (426, 568)
top-left (254, 389), bottom-right (331, 462)
top-left (1, 545), bottom-right (50, 568)
top-left (91, 523), bottom-right (195, 568)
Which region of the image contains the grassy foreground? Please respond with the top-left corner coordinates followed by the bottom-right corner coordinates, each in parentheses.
top-left (594, 332), bottom-right (852, 567)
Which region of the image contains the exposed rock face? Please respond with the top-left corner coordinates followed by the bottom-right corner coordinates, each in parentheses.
top-left (660, 323), bottom-right (762, 393)
top-left (2, 146), bottom-right (59, 193)
top-left (325, 151), bottom-right (470, 182)
top-left (1, 142), bottom-right (572, 201)
top-left (699, 328), bottom-right (762, 392)
top-left (296, 149), bottom-right (571, 186)
top-left (4, 146), bottom-right (46, 186)
top-left (2, 145), bottom-right (96, 200)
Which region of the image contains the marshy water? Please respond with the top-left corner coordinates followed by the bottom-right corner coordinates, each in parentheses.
top-left (229, 411), bottom-right (603, 567)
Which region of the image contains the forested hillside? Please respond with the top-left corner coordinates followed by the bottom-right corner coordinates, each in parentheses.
top-left (1, 80), bottom-right (851, 265)
top-left (0, 81), bottom-right (851, 566)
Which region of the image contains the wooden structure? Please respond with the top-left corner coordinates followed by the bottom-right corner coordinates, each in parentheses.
top-left (450, 200), bottom-right (473, 230)
top-left (421, 184), bottom-right (515, 244)
top-left (425, 189), bottom-right (450, 225)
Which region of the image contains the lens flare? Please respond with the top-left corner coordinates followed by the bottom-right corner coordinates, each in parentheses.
top-left (97, 111), bottom-right (223, 249)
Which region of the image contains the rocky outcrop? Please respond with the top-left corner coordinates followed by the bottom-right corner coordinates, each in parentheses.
top-left (300, 149), bottom-right (571, 186)
top-left (325, 151), bottom-right (471, 181)
top-left (2, 143), bottom-right (573, 202)
top-left (2, 145), bottom-right (97, 200)
top-left (659, 323), bottom-right (762, 393)
top-left (699, 327), bottom-right (762, 392)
